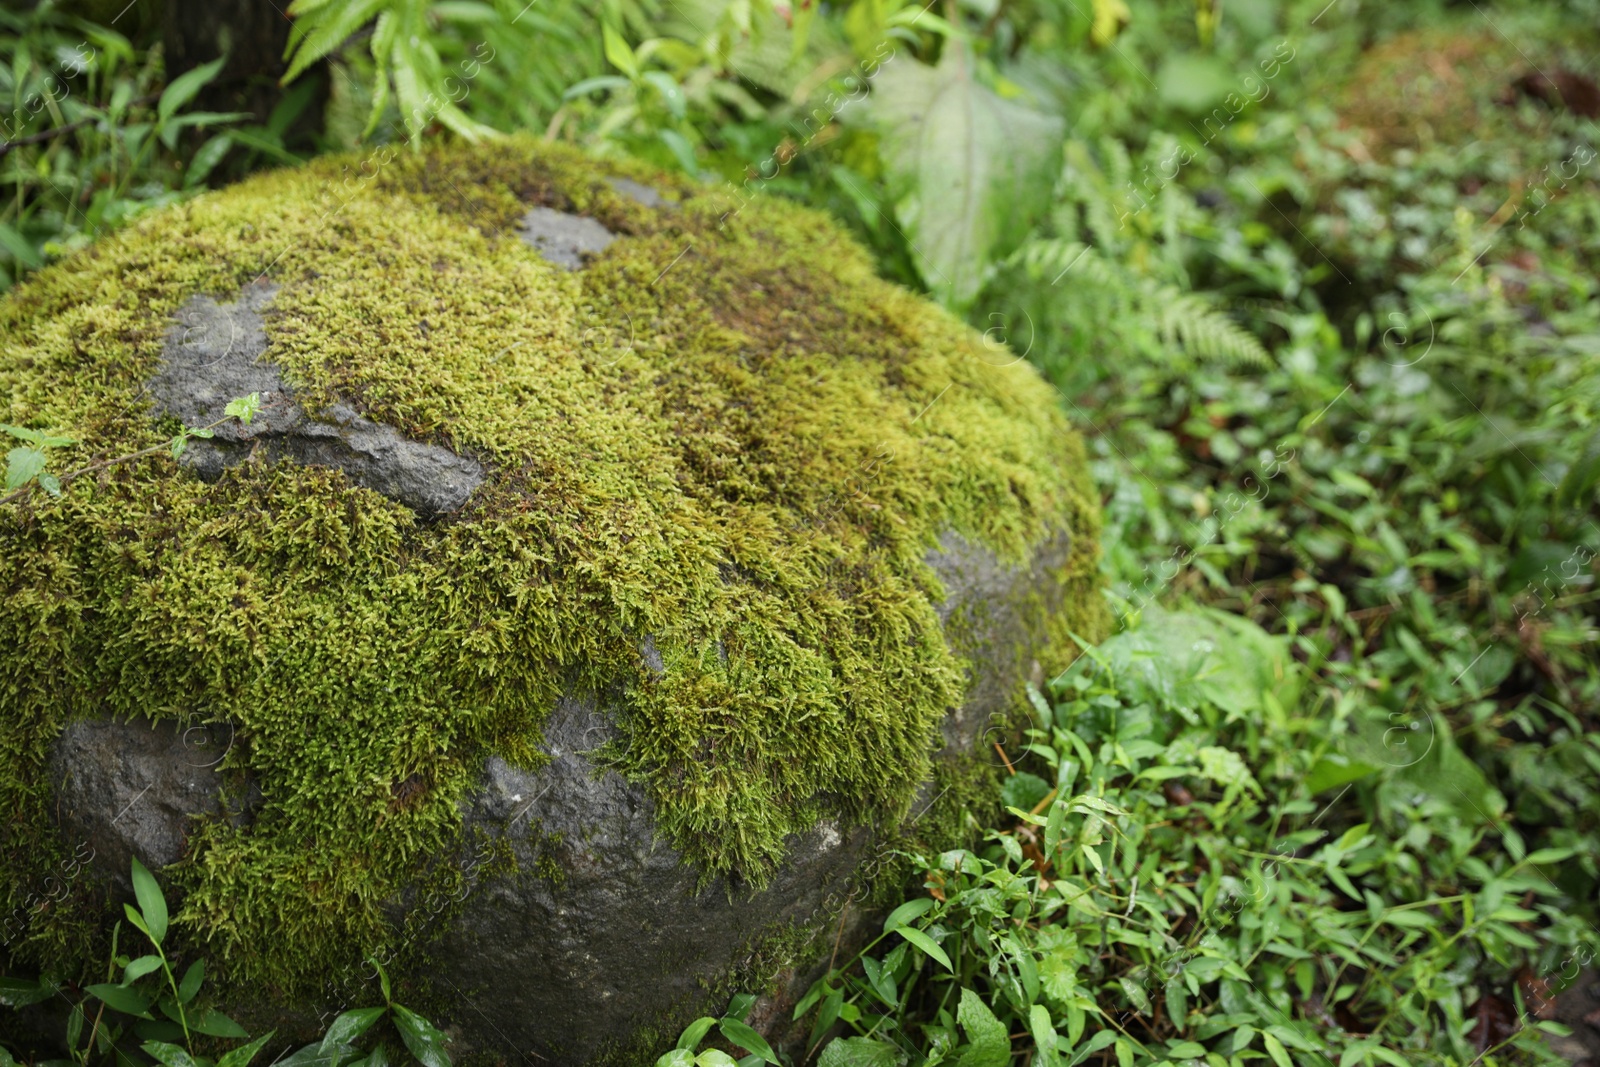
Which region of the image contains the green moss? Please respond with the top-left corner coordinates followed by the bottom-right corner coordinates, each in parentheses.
top-left (0, 137), bottom-right (1104, 996)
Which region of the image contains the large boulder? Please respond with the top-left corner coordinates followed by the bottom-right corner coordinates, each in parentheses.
top-left (0, 138), bottom-right (1106, 1063)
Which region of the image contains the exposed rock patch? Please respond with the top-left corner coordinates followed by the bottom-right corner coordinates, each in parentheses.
top-left (930, 528), bottom-right (1072, 752)
top-left (50, 719), bottom-right (256, 884)
top-left (605, 176), bottom-right (666, 208)
top-left (149, 280), bottom-right (483, 516)
top-left (516, 207), bottom-right (617, 269)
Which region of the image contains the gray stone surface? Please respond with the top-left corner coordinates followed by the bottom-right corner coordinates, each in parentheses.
top-left (516, 206), bottom-right (617, 269)
top-left (1545, 968), bottom-right (1600, 1066)
top-left (413, 529), bottom-right (1070, 1064)
top-left (149, 281), bottom-right (483, 517)
top-left (606, 176), bottom-right (665, 208)
top-left (46, 529), bottom-right (1071, 1064)
top-left (50, 718), bottom-right (253, 884)
top-left (930, 528), bottom-right (1073, 753)
top-left (428, 696), bottom-right (871, 1063)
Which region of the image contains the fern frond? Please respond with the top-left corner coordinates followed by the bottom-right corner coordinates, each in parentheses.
top-left (1155, 290), bottom-right (1273, 369)
top-left (1004, 237), bottom-right (1273, 370)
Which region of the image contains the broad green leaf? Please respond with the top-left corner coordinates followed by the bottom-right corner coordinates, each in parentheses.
top-left (192, 1009), bottom-right (250, 1039)
top-left (37, 472), bottom-right (62, 497)
top-left (1262, 1032), bottom-right (1292, 1067)
top-left (130, 858), bottom-right (168, 945)
top-left (810, 988), bottom-right (843, 1051)
top-left (224, 394), bottom-right (262, 425)
top-left (1164, 977), bottom-right (1187, 1030)
top-left (857, 44), bottom-right (1064, 310)
top-left (177, 959), bottom-right (204, 1002)
top-left (6, 446), bottom-right (46, 490)
top-left (1305, 754), bottom-right (1380, 795)
top-left (217, 1032), bottom-right (277, 1067)
top-left (185, 134), bottom-right (234, 188)
top-left (676, 1017), bottom-right (717, 1051)
top-left (0, 977), bottom-right (52, 1008)
top-left (1069, 795), bottom-right (1132, 818)
top-left (790, 979), bottom-right (829, 1020)
top-left (159, 55), bottom-right (226, 123)
top-left (136, 1019), bottom-right (188, 1044)
top-left (717, 1019), bottom-right (777, 1065)
top-left (1000, 772), bottom-right (1051, 812)
top-left (1155, 53), bottom-right (1238, 113)
top-left (1027, 1005), bottom-right (1058, 1067)
top-left (658, 129), bottom-right (699, 176)
top-left (1527, 847), bottom-right (1578, 865)
top-left (275, 1042), bottom-right (350, 1067)
top-left (895, 926), bottom-right (952, 972)
top-left (817, 1037), bottom-right (906, 1067)
top-left (1044, 795), bottom-right (1066, 859)
top-left (882, 897), bottom-right (935, 934)
top-left (655, 1053), bottom-right (695, 1067)
top-left (322, 1007), bottom-right (386, 1053)
top-left (954, 989), bottom-right (1009, 1067)
top-left (641, 71), bottom-right (686, 120)
top-left (431, 1), bottom-right (497, 23)
top-left (66, 1006), bottom-right (83, 1054)
top-left (0, 224), bottom-right (43, 269)
top-left (1026, 682), bottom-right (1053, 729)
top-left (563, 76), bottom-right (631, 100)
top-left (694, 1053), bottom-right (736, 1067)
top-left (141, 1041), bottom-right (201, 1067)
top-left (392, 1004), bottom-right (450, 1067)
top-left (1009, 935), bottom-right (1038, 1004)
top-left (159, 994), bottom-right (187, 1025)
top-left (87, 983), bottom-right (154, 1016)
top-left (1117, 977), bottom-right (1151, 1015)
top-left (602, 24), bottom-right (639, 79)
top-left (126, 955), bottom-right (165, 984)
top-left (725, 994), bottom-right (756, 1022)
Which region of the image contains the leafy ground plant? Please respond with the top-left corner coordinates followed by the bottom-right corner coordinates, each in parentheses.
top-left (0, 859), bottom-right (451, 1067)
top-left (0, 4), bottom-right (308, 292)
top-left (790, 609), bottom-right (1597, 1066)
top-left (1, 393), bottom-right (260, 507)
top-left (656, 994), bottom-right (782, 1067)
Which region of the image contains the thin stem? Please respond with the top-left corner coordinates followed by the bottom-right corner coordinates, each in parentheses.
top-left (155, 946), bottom-right (192, 1049)
top-left (0, 412), bottom-right (240, 509)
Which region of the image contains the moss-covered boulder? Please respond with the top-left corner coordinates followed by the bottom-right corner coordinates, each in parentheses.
top-left (0, 137), bottom-right (1106, 1062)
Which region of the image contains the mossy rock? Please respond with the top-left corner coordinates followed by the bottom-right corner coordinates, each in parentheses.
top-left (0, 137), bottom-right (1107, 1062)
top-left (1334, 28), bottom-right (1521, 157)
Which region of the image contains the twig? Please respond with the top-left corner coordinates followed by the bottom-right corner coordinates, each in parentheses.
top-left (0, 410), bottom-right (242, 508)
top-left (993, 741), bottom-right (1016, 775)
top-left (0, 116), bottom-right (96, 156)
top-left (0, 94), bottom-right (161, 158)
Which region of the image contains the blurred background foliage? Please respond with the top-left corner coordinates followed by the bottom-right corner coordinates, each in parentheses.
top-left (3, 0), bottom-right (1600, 1061)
